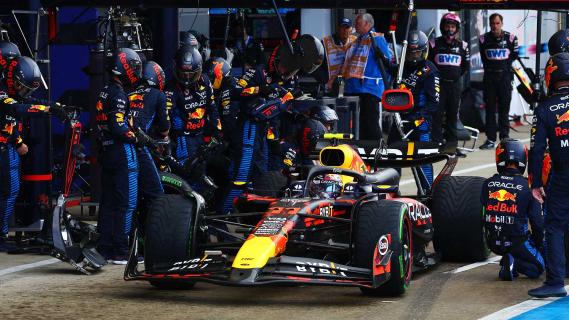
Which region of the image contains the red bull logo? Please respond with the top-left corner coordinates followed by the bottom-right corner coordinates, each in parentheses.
top-left (557, 110), bottom-right (569, 125)
top-left (189, 108), bottom-right (205, 119)
top-left (488, 189), bottom-right (517, 202)
top-left (487, 189), bottom-right (517, 213)
top-left (119, 52), bottom-right (138, 85)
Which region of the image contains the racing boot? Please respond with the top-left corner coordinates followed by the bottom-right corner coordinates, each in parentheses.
top-left (528, 285), bottom-right (567, 298)
top-left (499, 254), bottom-right (514, 281)
top-left (0, 235), bottom-right (17, 252)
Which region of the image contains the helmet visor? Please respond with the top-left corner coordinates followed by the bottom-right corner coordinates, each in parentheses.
top-left (176, 69), bottom-right (201, 86)
top-left (14, 78), bottom-right (39, 98)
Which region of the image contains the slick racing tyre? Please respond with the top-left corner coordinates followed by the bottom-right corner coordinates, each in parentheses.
top-left (252, 170), bottom-right (288, 197)
top-left (145, 194), bottom-right (196, 289)
top-left (355, 200), bottom-right (412, 296)
top-left (432, 176), bottom-right (490, 262)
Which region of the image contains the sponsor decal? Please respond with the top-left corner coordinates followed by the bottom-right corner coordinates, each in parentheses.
top-left (485, 214), bottom-right (514, 224)
top-left (295, 261), bottom-right (348, 277)
top-left (555, 126), bottom-right (569, 137)
top-left (486, 202), bottom-right (517, 213)
top-left (557, 110), bottom-right (569, 124)
top-left (161, 175), bottom-right (183, 187)
top-left (119, 52), bottom-right (138, 84)
top-left (488, 189), bottom-right (517, 201)
top-left (318, 205), bottom-right (333, 217)
top-left (549, 102), bottom-right (569, 112)
top-left (377, 235), bottom-right (389, 256)
top-left (435, 54), bottom-right (461, 66)
top-left (407, 202), bottom-right (432, 223)
top-left (167, 257), bottom-right (214, 271)
top-left (487, 181), bottom-right (523, 190)
top-left (485, 48), bottom-right (510, 60)
top-left (254, 216), bottom-right (287, 236)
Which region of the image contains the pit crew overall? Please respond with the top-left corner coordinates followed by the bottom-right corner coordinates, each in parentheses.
top-left (96, 82), bottom-right (138, 258)
top-left (395, 60), bottom-right (440, 188)
top-left (481, 170), bottom-right (545, 279)
top-left (167, 75), bottom-right (220, 165)
top-left (222, 65), bottom-right (294, 213)
top-left (479, 31), bottom-right (519, 142)
top-left (128, 85), bottom-right (170, 209)
top-left (0, 85), bottom-right (50, 237)
top-left (529, 88), bottom-right (569, 287)
top-left (428, 37), bottom-right (470, 145)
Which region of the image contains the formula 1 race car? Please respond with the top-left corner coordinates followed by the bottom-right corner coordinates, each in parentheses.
top-left (125, 118), bottom-right (489, 296)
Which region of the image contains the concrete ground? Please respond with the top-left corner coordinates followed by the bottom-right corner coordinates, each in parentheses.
top-left (0, 123), bottom-right (547, 320)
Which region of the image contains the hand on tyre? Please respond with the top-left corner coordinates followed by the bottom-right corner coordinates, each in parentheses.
top-left (531, 187), bottom-right (545, 204)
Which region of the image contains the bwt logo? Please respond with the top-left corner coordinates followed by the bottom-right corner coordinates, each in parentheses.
top-left (485, 49), bottom-right (510, 60)
top-left (435, 54), bottom-right (461, 66)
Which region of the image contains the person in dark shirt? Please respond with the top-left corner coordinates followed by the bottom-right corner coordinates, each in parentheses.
top-left (479, 13), bottom-right (519, 150)
top-left (527, 53), bottom-right (569, 298)
top-left (128, 61), bottom-right (170, 222)
top-left (481, 139), bottom-right (544, 281)
top-left (95, 48), bottom-right (142, 264)
top-left (0, 56), bottom-right (53, 251)
top-left (429, 13), bottom-right (470, 157)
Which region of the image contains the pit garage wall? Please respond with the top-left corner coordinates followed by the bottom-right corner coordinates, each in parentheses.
top-left (418, 9), bottom-right (564, 117)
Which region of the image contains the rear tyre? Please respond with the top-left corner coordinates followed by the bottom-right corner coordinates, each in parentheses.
top-left (252, 171), bottom-right (288, 197)
top-left (144, 194), bottom-right (196, 289)
top-left (432, 176), bottom-right (490, 262)
top-left (355, 200), bottom-right (412, 296)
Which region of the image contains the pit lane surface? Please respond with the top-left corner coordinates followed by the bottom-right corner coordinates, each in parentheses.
top-left (0, 126), bottom-right (555, 320)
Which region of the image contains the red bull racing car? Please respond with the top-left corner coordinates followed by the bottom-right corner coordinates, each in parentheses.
top-left (124, 128), bottom-right (489, 296)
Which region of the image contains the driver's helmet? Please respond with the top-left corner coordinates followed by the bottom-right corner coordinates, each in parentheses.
top-left (309, 174), bottom-right (343, 199)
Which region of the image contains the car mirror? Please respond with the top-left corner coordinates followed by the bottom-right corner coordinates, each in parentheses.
top-left (382, 89), bottom-right (414, 113)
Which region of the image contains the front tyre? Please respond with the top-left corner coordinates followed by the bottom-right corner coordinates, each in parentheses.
top-left (354, 200), bottom-right (412, 296)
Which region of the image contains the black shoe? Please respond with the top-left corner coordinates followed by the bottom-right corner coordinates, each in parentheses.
top-left (479, 140), bottom-right (497, 150)
top-left (0, 238), bottom-right (18, 252)
top-left (498, 254), bottom-right (514, 281)
top-left (455, 149), bottom-right (467, 158)
top-left (528, 285), bottom-right (567, 298)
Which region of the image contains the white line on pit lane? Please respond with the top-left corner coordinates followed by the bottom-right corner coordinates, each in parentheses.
top-left (444, 256), bottom-right (501, 274)
top-left (0, 258), bottom-right (60, 277)
top-left (479, 285), bottom-right (569, 320)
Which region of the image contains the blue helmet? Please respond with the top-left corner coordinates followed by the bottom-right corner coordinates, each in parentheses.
top-left (110, 48), bottom-right (142, 87)
top-left (5, 56), bottom-right (42, 98)
top-left (142, 61), bottom-right (166, 91)
top-left (496, 138), bottom-right (527, 175)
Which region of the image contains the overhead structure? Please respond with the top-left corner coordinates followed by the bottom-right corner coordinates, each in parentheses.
top-left (38, 0), bottom-right (569, 9)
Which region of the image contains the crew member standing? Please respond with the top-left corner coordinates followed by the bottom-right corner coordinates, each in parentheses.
top-left (429, 13), bottom-right (470, 157)
top-left (95, 48), bottom-right (141, 264)
top-left (315, 17), bottom-right (356, 93)
top-left (342, 13), bottom-right (392, 141)
top-left (527, 53), bottom-right (569, 298)
top-left (479, 13), bottom-right (519, 150)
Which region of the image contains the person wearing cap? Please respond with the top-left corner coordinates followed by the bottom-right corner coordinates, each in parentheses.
top-left (341, 13), bottom-right (392, 141)
top-left (314, 17), bottom-right (357, 93)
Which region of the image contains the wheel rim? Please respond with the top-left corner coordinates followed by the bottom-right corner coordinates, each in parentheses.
top-left (402, 215), bottom-right (413, 281)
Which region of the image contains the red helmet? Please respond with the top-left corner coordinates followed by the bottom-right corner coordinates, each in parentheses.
top-left (440, 13), bottom-right (461, 38)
